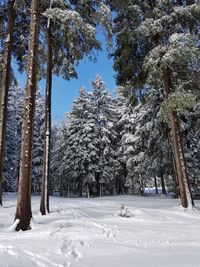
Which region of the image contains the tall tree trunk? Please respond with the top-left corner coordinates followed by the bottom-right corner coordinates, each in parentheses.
top-left (163, 66), bottom-right (194, 208)
top-left (40, 21), bottom-right (52, 215)
top-left (95, 173), bottom-right (100, 197)
top-left (167, 128), bottom-right (179, 197)
top-left (114, 176), bottom-right (119, 195)
top-left (15, 0), bottom-right (40, 231)
top-left (100, 183), bottom-right (102, 197)
top-left (0, 0), bottom-right (15, 206)
top-left (78, 180), bottom-right (83, 197)
top-left (154, 177), bottom-right (158, 194)
top-left (86, 183), bottom-right (90, 198)
top-left (67, 183), bottom-right (70, 198)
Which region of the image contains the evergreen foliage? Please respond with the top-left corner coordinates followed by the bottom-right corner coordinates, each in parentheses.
top-left (32, 91), bottom-right (45, 194)
top-left (4, 83), bottom-right (24, 192)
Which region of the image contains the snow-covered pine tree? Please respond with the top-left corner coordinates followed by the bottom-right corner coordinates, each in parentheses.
top-left (32, 90), bottom-right (45, 194)
top-left (3, 83), bottom-right (24, 192)
top-left (116, 91), bottom-right (150, 196)
top-left (143, 90), bottom-right (170, 196)
top-left (180, 101), bottom-right (200, 199)
top-left (59, 77), bottom-right (118, 197)
top-left (50, 121), bottom-right (66, 196)
top-left (133, 89), bottom-right (172, 195)
top-left (40, 0), bottom-right (112, 214)
top-left (3, 85), bottom-right (45, 195)
top-left (113, 90), bottom-right (129, 195)
top-left (15, 0), bottom-right (41, 231)
top-left (112, 0), bottom-right (200, 208)
top-left (91, 76), bottom-right (118, 196)
top-left (63, 89), bottom-right (99, 197)
top-left (115, 90), bottom-right (137, 194)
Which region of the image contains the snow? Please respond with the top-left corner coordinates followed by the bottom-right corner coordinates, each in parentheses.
top-left (1, 194), bottom-right (200, 267)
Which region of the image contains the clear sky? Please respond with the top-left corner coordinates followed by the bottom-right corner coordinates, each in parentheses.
top-left (14, 35), bottom-right (116, 121)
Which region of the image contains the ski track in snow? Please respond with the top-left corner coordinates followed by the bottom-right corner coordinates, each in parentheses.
top-left (0, 194), bottom-right (200, 267)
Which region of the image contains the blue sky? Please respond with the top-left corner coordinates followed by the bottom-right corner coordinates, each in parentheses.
top-left (15, 36), bottom-right (116, 121)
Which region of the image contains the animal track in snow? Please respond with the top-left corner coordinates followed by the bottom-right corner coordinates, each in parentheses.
top-left (70, 209), bottom-right (116, 239)
top-left (0, 244), bottom-right (18, 256)
top-left (60, 239), bottom-right (87, 267)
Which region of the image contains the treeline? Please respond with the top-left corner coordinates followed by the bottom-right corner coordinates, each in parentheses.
top-left (0, 0), bottom-right (199, 231)
top-left (50, 76), bottom-right (200, 199)
top-left (4, 83), bottom-right (45, 193)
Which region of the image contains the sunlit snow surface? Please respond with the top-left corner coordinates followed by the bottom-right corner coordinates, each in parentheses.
top-left (0, 194), bottom-right (200, 267)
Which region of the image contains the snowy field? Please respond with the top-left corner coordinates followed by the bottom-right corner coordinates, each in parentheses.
top-left (0, 194), bottom-right (200, 267)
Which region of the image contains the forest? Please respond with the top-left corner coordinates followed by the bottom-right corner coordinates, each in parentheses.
top-left (0, 0), bottom-right (200, 258)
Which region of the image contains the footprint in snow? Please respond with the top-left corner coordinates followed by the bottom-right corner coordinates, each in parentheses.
top-left (0, 244), bottom-right (18, 256)
top-left (61, 240), bottom-right (85, 261)
top-left (102, 226), bottom-right (115, 238)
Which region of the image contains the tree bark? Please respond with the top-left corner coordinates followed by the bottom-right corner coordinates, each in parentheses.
top-left (95, 173), bottom-right (100, 197)
top-left (163, 66), bottom-right (194, 208)
top-left (100, 183), bottom-right (102, 197)
top-left (0, 0), bottom-right (15, 206)
top-left (166, 128), bottom-right (179, 197)
top-left (15, 0), bottom-right (40, 231)
top-left (40, 20), bottom-right (52, 215)
top-left (67, 183), bottom-right (70, 198)
top-left (78, 180), bottom-right (83, 197)
top-left (86, 183), bottom-right (90, 198)
top-left (154, 177), bottom-right (158, 194)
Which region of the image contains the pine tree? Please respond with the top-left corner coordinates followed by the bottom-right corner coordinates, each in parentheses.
top-left (63, 89), bottom-right (98, 197)
top-left (113, 91), bottom-right (129, 195)
top-left (32, 90), bottom-right (45, 194)
top-left (116, 92), bottom-right (139, 194)
top-left (50, 121), bottom-right (66, 196)
top-left (112, 0), bottom-right (200, 207)
top-left (59, 77), bottom-right (117, 197)
top-left (40, 0), bottom-right (112, 214)
top-left (91, 76), bottom-right (118, 196)
top-left (0, 0), bottom-right (35, 204)
top-left (4, 83), bottom-right (24, 192)
top-left (180, 100), bottom-right (200, 199)
top-left (0, 0), bottom-right (15, 205)
top-left (15, 0), bottom-right (41, 231)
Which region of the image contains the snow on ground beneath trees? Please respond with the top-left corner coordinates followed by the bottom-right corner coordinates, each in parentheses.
top-left (0, 194), bottom-right (200, 267)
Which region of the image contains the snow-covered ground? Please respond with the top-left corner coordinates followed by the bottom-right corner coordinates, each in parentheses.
top-left (0, 194), bottom-right (200, 267)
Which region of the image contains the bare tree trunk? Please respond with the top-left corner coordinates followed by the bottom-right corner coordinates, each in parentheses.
top-left (154, 177), bottom-right (158, 194)
top-left (86, 183), bottom-right (90, 198)
top-left (76, 178), bottom-right (82, 197)
top-left (0, 0), bottom-right (15, 206)
top-left (95, 173), bottom-right (100, 197)
top-left (40, 21), bottom-right (52, 215)
top-left (67, 184), bottom-right (70, 198)
top-left (166, 128), bottom-right (179, 196)
top-left (15, 0), bottom-right (40, 231)
top-left (100, 183), bottom-right (102, 197)
top-left (163, 66), bottom-right (194, 208)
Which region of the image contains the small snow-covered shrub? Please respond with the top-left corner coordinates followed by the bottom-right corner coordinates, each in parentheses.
top-left (118, 204), bottom-right (131, 218)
